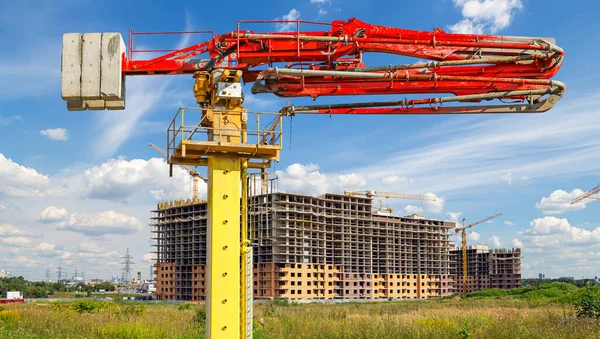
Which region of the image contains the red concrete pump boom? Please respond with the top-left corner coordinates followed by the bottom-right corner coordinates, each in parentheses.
top-left (122, 18), bottom-right (565, 115)
top-left (63, 18), bottom-right (565, 114)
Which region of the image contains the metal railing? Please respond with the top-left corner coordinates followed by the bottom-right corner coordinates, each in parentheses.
top-left (167, 107), bottom-right (283, 160)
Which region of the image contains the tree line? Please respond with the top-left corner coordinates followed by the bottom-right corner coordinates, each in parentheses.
top-left (0, 276), bottom-right (116, 298)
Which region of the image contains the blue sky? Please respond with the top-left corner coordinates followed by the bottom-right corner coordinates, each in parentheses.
top-left (1, 0), bottom-right (600, 281)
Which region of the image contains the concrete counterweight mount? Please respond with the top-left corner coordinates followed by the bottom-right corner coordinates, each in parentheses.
top-left (61, 33), bottom-right (126, 111)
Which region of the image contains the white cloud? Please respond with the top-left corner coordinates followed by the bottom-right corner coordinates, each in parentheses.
top-left (536, 189), bottom-right (590, 214)
top-left (39, 206), bottom-right (68, 223)
top-left (489, 235), bottom-right (502, 248)
top-left (512, 238), bottom-right (523, 248)
top-left (78, 241), bottom-right (105, 253)
top-left (424, 193), bottom-right (444, 213)
top-left (276, 163), bottom-right (367, 196)
top-left (150, 189), bottom-right (174, 201)
top-left (1, 237), bottom-right (33, 247)
top-left (448, 0), bottom-right (523, 34)
top-left (505, 220), bottom-right (516, 226)
top-left (0, 224), bottom-right (22, 237)
top-left (275, 9), bottom-right (300, 32)
top-left (469, 231), bottom-right (481, 241)
top-left (382, 174), bottom-right (413, 185)
top-left (0, 224), bottom-right (41, 238)
top-left (404, 205), bottom-right (423, 214)
top-left (76, 241), bottom-right (121, 265)
top-left (12, 256), bottom-right (39, 268)
top-left (0, 153), bottom-right (50, 197)
top-left (34, 242), bottom-right (63, 258)
top-left (0, 115), bottom-right (22, 125)
top-left (523, 216), bottom-right (600, 247)
top-left (336, 173), bottom-right (367, 191)
top-left (40, 128), bottom-right (68, 141)
top-left (310, 0), bottom-right (329, 3)
top-left (501, 172), bottom-right (512, 185)
top-left (61, 251), bottom-right (72, 260)
top-left (446, 212), bottom-right (463, 223)
top-left (57, 210), bottom-right (144, 236)
top-left (276, 163), bottom-right (326, 195)
top-left (318, 8), bottom-right (327, 16)
top-left (81, 156), bottom-right (196, 201)
top-left (142, 252), bottom-right (156, 263)
top-left (448, 19), bottom-right (485, 34)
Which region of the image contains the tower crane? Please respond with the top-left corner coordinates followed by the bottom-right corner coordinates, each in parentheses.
top-left (454, 213), bottom-right (503, 294)
top-left (571, 183), bottom-right (600, 204)
top-left (344, 190), bottom-right (436, 201)
top-left (344, 190), bottom-right (435, 215)
top-left (148, 142), bottom-right (207, 200)
top-left (61, 18), bottom-right (564, 339)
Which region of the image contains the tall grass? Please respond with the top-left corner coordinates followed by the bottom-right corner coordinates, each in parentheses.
top-left (1, 284), bottom-right (599, 338)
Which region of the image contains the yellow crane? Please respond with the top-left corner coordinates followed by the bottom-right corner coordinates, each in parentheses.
top-left (571, 183), bottom-right (600, 204)
top-left (454, 213), bottom-right (503, 294)
top-left (375, 199), bottom-right (393, 214)
top-left (344, 190), bottom-right (436, 200)
top-left (344, 190), bottom-right (436, 214)
top-left (148, 142), bottom-right (207, 200)
top-left (345, 190), bottom-right (436, 215)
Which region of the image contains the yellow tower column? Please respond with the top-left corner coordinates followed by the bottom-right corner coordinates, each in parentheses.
top-left (206, 155), bottom-right (241, 338)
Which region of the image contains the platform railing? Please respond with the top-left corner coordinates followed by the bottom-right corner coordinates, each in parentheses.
top-left (167, 107), bottom-right (283, 161)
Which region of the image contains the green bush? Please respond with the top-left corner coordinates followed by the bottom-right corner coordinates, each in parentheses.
top-left (464, 282), bottom-right (581, 304)
top-left (575, 286), bottom-right (600, 319)
top-left (178, 303), bottom-right (193, 311)
top-left (271, 298), bottom-right (289, 306)
top-left (73, 300), bottom-right (104, 313)
top-left (115, 305), bottom-right (146, 318)
top-left (466, 288), bottom-right (506, 298)
top-left (194, 307), bottom-right (206, 328)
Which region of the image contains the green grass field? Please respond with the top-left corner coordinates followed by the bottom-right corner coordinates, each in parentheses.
top-left (1, 283), bottom-right (600, 338)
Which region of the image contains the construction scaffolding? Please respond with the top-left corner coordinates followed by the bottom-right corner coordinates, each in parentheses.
top-left (449, 245), bottom-right (522, 294)
top-left (152, 200), bottom-right (208, 301)
top-left (151, 194), bottom-right (521, 301)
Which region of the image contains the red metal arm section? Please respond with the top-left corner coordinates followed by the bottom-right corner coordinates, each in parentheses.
top-left (124, 18), bottom-right (565, 114)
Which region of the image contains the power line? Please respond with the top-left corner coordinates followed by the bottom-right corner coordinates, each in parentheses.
top-left (56, 263), bottom-right (63, 283)
top-left (121, 248), bottom-right (134, 285)
top-left (45, 267), bottom-right (51, 282)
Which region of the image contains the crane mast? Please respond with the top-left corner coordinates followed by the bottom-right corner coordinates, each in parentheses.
top-left (454, 213), bottom-right (503, 294)
top-left (60, 18), bottom-right (565, 339)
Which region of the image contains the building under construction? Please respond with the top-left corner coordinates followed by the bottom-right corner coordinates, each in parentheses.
top-left (449, 245), bottom-right (522, 294)
top-left (152, 193), bottom-right (520, 301)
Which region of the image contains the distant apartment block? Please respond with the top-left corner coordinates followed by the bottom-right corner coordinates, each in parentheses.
top-left (0, 270), bottom-right (12, 278)
top-left (151, 193), bottom-right (520, 301)
top-left (450, 245), bottom-right (522, 294)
